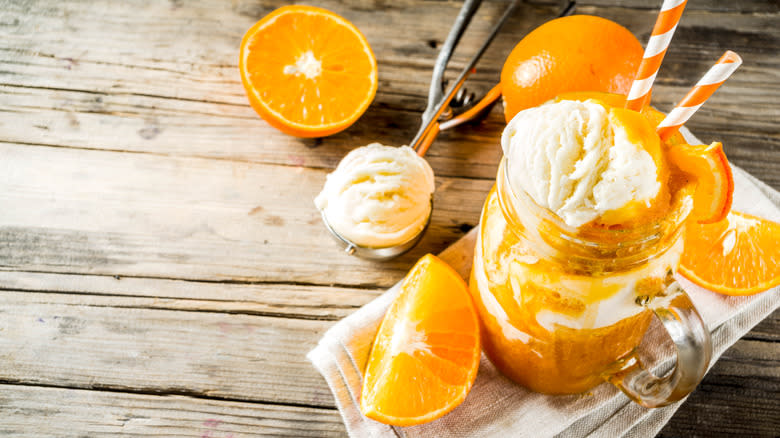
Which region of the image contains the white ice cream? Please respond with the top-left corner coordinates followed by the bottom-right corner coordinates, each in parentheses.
top-left (315, 143), bottom-right (435, 248)
top-left (501, 99), bottom-right (660, 228)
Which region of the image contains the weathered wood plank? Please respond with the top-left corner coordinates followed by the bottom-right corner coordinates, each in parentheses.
top-left (0, 384), bottom-right (346, 437)
top-left (0, 142), bottom-right (488, 288)
top-left (0, 361), bottom-right (776, 438)
top-left (0, 287), bottom-right (776, 435)
top-left (1, 0), bottom-right (777, 185)
top-left (0, 0), bottom-right (777, 436)
top-left (661, 383), bottom-right (780, 437)
top-left (741, 308), bottom-right (780, 342)
top-left (0, 290), bottom-right (339, 407)
top-left (558, 0), bottom-right (778, 13)
top-left (4, 268), bottom-right (775, 331)
top-left (0, 265), bottom-right (775, 434)
top-left (660, 339), bottom-right (780, 437)
top-left (0, 271), bottom-right (381, 321)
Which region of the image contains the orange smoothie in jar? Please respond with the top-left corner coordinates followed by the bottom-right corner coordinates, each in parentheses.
top-left (470, 92), bottom-right (696, 395)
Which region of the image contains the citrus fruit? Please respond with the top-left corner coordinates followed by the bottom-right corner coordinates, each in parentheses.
top-left (360, 254), bottom-right (481, 426)
top-left (239, 5), bottom-right (378, 138)
top-left (501, 15), bottom-right (643, 122)
top-left (667, 142), bottom-right (733, 224)
top-left (680, 211), bottom-right (780, 295)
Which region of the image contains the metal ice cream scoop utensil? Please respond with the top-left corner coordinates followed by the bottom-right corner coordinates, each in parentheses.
top-left (412, 0), bottom-right (576, 156)
top-left (322, 0), bottom-right (576, 260)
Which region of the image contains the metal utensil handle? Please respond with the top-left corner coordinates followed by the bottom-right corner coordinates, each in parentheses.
top-left (435, 1), bottom-right (577, 133)
top-left (423, 0), bottom-right (483, 123)
top-left (411, 0), bottom-right (520, 153)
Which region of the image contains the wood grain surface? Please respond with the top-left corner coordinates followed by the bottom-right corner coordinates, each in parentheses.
top-left (0, 0), bottom-right (777, 436)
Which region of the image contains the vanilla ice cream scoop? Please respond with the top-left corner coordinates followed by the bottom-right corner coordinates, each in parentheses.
top-left (315, 143), bottom-right (435, 249)
top-left (502, 99), bottom-right (661, 228)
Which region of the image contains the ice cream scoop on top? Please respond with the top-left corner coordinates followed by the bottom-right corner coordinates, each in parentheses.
top-left (502, 98), bottom-right (667, 228)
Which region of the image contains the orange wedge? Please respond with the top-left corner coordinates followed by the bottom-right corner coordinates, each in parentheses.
top-left (680, 211), bottom-right (780, 295)
top-left (668, 142), bottom-right (734, 224)
top-left (239, 5), bottom-right (378, 138)
top-left (360, 254), bottom-right (481, 426)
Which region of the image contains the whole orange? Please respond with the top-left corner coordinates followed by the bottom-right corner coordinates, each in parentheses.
top-left (501, 15), bottom-right (643, 121)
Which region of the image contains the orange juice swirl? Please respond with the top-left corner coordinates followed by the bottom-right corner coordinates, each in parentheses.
top-left (470, 92), bottom-right (695, 394)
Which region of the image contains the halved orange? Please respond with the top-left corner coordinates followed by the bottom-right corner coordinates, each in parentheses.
top-left (360, 254), bottom-right (481, 426)
top-left (239, 5), bottom-right (378, 137)
top-left (680, 211), bottom-right (780, 295)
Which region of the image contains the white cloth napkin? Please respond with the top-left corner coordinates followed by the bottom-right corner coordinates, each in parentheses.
top-left (308, 165), bottom-right (780, 438)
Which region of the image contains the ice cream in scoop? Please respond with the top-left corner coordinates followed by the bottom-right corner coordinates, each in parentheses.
top-left (502, 98), bottom-right (666, 228)
top-left (315, 143), bottom-right (435, 248)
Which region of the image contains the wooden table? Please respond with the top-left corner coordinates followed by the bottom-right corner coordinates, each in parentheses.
top-left (1, 0), bottom-right (777, 436)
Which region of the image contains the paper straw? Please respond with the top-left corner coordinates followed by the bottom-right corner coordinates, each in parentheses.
top-left (657, 51), bottom-right (742, 140)
top-left (625, 0), bottom-right (688, 111)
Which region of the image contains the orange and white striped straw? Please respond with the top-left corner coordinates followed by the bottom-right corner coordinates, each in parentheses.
top-left (625, 0), bottom-right (688, 111)
top-left (657, 50), bottom-right (742, 140)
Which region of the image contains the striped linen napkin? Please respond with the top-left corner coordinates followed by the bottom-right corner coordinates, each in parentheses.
top-left (308, 163), bottom-right (779, 437)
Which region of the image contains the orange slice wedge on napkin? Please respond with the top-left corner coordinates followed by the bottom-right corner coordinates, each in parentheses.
top-left (360, 254), bottom-right (480, 426)
top-left (680, 211), bottom-right (780, 295)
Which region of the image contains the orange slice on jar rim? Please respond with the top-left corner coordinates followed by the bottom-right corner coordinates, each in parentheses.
top-left (667, 141), bottom-right (733, 224)
top-left (239, 5), bottom-right (378, 138)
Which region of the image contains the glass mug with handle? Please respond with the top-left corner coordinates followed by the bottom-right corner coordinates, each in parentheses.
top-left (469, 157), bottom-right (711, 408)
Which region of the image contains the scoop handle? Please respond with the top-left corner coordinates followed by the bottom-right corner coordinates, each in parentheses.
top-left (604, 278), bottom-right (712, 408)
top-left (423, 0), bottom-right (483, 121)
top-left (411, 1), bottom-right (576, 154)
top-left (410, 0), bottom-right (519, 153)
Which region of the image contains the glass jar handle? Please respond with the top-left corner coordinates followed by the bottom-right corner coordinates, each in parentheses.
top-left (604, 278), bottom-right (712, 408)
